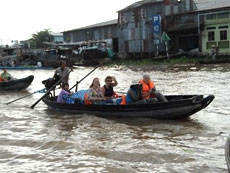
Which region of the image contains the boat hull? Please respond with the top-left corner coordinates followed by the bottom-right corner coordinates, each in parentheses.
top-left (0, 75), bottom-right (34, 90)
top-left (42, 95), bottom-right (214, 120)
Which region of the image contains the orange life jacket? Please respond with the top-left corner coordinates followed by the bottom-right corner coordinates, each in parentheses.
top-left (84, 93), bottom-right (92, 105)
top-left (139, 80), bottom-right (155, 99)
top-left (120, 94), bottom-right (126, 105)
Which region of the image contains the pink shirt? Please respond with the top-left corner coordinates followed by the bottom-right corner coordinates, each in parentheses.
top-left (57, 89), bottom-right (70, 103)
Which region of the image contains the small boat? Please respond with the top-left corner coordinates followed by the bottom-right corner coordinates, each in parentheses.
top-left (226, 136), bottom-right (230, 172)
top-left (80, 40), bottom-right (113, 65)
top-left (0, 75), bottom-right (34, 91)
top-left (42, 94), bottom-right (214, 119)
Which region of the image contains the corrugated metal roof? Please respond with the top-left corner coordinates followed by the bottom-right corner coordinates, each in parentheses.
top-left (50, 33), bottom-right (63, 36)
top-left (118, 0), bottom-right (163, 11)
top-left (64, 19), bottom-right (117, 33)
top-left (119, 0), bottom-right (230, 12)
top-left (194, 0), bottom-right (230, 11)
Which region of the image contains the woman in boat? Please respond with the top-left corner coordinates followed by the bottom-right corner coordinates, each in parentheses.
top-left (101, 76), bottom-right (118, 99)
top-left (86, 78), bottom-right (105, 104)
top-left (57, 83), bottom-right (71, 103)
top-left (1, 68), bottom-right (13, 81)
top-left (139, 74), bottom-right (167, 102)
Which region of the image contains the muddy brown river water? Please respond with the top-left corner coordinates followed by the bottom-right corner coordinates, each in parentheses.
top-left (0, 64), bottom-right (229, 172)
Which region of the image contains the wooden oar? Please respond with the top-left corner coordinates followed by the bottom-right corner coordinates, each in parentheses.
top-left (31, 69), bottom-right (73, 109)
top-left (69, 65), bottom-right (100, 92)
top-left (6, 88), bottom-right (46, 105)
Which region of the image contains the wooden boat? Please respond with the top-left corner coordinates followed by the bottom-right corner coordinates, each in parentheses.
top-left (226, 136), bottom-right (230, 172)
top-left (0, 75), bottom-right (34, 91)
top-left (42, 94), bottom-right (214, 119)
top-left (80, 41), bottom-right (113, 65)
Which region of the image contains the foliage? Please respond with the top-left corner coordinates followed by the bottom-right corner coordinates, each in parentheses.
top-left (30, 29), bottom-right (54, 48)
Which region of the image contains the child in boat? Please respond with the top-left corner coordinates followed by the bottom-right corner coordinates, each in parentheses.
top-left (57, 83), bottom-right (71, 103)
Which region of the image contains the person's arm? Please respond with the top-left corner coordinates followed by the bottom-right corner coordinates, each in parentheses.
top-left (100, 87), bottom-right (105, 98)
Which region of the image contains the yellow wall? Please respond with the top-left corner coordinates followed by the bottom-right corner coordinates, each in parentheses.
top-left (201, 12), bottom-right (230, 55)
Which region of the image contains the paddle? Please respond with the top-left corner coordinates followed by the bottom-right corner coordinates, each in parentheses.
top-left (69, 65), bottom-right (100, 92)
top-left (6, 88), bottom-right (46, 105)
top-left (31, 69), bottom-right (73, 109)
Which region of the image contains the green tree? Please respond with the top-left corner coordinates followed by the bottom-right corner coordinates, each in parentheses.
top-left (31, 29), bottom-right (54, 48)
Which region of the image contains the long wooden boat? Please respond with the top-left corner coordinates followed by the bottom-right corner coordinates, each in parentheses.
top-left (42, 94), bottom-right (214, 119)
top-left (0, 75), bottom-right (34, 91)
top-left (226, 136), bottom-right (230, 172)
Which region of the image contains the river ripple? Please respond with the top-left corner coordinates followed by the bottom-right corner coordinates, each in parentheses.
top-left (0, 64), bottom-right (229, 172)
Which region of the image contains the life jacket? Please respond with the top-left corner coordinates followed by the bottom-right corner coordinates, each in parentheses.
top-left (120, 94), bottom-right (126, 105)
top-left (139, 80), bottom-right (155, 99)
top-left (84, 93), bottom-right (92, 105)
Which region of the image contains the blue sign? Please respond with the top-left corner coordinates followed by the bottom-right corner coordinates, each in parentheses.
top-left (153, 15), bottom-right (161, 34)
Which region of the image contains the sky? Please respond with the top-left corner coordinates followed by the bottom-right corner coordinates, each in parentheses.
top-left (0, 0), bottom-right (137, 45)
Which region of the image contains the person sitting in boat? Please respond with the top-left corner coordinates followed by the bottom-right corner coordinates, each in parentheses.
top-left (101, 76), bottom-right (118, 99)
top-left (86, 78), bottom-right (105, 104)
top-left (139, 74), bottom-right (167, 102)
top-left (54, 60), bottom-right (70, 84)
top-left (108, 83), bottom-right (142, 105)
top-left (1, 68), bottom-right (13, 81)
top-left (125, 83), bottom-right (143, 104)
top-left (57, 83), bottom-right (72, 103)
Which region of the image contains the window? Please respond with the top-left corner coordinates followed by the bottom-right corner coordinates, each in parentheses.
top-left (218, 26), bottom-right (229, 29)
top-left (207, 27), bottom-right (216, 30)
top-left (206, 14), bottom-right (216, 20)
top-left (208, 31), bottom-right (215, 41)
top-left (220, 30), bottom-right (227, 40)
top-left (218, 12), bottom-right (229, 19)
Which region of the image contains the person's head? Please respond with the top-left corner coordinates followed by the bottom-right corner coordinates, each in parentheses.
top-left (105, 76), bottom-right (113, 85)
top-left (90, 77), bottom-right (100, 88)
top-left (3, 68), bottom-right (7, 73)
top-left (60, 61), bottom-right (66, 70)
top-left (62, 82), bottom-right (69, 90)
top-left (143, 74), bottom-right (151, 84)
